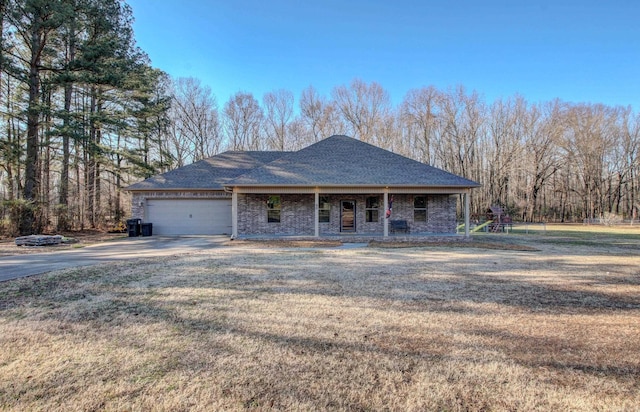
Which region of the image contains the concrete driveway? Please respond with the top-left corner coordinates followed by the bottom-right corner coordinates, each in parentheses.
top-left (0, 236), bottom-right (229, 282)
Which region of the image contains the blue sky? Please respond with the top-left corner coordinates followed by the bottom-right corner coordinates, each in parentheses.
top-left (127, 0), bottom-right (640, 109)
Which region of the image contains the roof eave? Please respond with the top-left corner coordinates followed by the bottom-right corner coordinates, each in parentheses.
top-left (126, 187), bottom-right (225, 192)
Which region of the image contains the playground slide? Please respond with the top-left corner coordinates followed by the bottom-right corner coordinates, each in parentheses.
top-left (471, 220), bottom-right (493, 233)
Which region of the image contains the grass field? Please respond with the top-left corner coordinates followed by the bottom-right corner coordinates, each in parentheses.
top-left (1, 225), bottom-right (639, 411)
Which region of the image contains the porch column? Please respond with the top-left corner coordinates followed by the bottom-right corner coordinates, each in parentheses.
top-left (383, 189), bottom-right (389, 237)
top-left (464, 190), bottom-right (470, 238)
top-left (232, 188), bottom-right (238, 238)
top-left (314, 190), bottom-right (319, 237)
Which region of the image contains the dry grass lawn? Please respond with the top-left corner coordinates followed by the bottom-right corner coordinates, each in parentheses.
top-left (1, 227), bottom-right (639, 411)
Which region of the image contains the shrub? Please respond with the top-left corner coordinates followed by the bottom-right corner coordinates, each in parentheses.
top-left (1, 199), bottom-right (43, 236)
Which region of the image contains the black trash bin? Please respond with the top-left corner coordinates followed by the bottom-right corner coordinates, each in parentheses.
top-left (126, 218), bottom-right (141, 237)
top-left (141, 222), bottom-right (153, 237)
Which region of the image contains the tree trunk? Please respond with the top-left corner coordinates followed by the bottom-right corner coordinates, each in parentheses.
top-left (21, 20), bottom-right (44, 235)
top-left (115, 131), bottom-right (122, 223)
top-left (88, 88), bottom-right (96, 227)
top-left (42, 86), bottom-right (52, 229)
top-left (94, 96), bottom-right (102, 228)
top-left (58, 32), bottom-right (76, 231)
top-left (3, 79), bottom-right (15, 200)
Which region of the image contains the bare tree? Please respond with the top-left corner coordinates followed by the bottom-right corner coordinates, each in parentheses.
top-left (521, 100), bottom-right (562, 221)
top-left (285, 118), bottom-right (309, 151)
top-left (374, 110), bottom-right (402, 153)
top-left (485, 96), bottom-right (530, 209)
top-left (601, 106), bottom-right (639, 218)
top-left (560, 103), bottom-right (618, 221)
top-left (432, 86), bottom-right (487, 216)
top-left (299, 86), bottom-right (344, 143)
top-left (332, 78), bottom-right (391, 144)
top-left (400, 86), bottom-right (441, 164)
top-left (263, 89), bottom-right (293, 151)
top-left (618, 109), bottom-right (640, 220)
top-left (436, 86), bottom-right (485, 178)
top-left (223, 92), bottom-right (264, 150)
top-left (169, 77), bottom-right (221, 163)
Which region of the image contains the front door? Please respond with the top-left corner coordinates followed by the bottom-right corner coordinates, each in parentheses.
top-left (341, 200), bottom-right (356, 232)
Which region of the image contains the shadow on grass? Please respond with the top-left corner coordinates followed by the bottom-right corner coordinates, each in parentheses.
top-left (1, 246), bottom-right (639, 403)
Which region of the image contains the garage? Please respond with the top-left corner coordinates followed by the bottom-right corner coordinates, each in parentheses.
top-left (145, 198), bottom-right (232, 235)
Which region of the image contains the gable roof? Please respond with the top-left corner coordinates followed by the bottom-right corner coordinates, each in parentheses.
top-left (127, 151), bottom-right (285, 191)
top-left (228, 135), bottom-right (480, 188)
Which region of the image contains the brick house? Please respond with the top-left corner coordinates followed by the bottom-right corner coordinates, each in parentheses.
top-left (127, 135), bottom-right (480, 238)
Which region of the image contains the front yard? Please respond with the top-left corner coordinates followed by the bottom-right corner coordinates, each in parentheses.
top-left (1, 227), bottom-right (639, 411)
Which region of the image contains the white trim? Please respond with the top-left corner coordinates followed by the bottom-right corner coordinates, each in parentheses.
top-left (314, 191), bottom-right (319, 237)
top-left (232, 188), bottom-right (238, 238)
top-left (464, 192), bottom-right (470, 238)
top-left (383, 190), bottom-right (389, 237)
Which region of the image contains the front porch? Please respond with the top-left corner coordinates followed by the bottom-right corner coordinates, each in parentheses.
top-left (231, 189), bottom-right (473, 239)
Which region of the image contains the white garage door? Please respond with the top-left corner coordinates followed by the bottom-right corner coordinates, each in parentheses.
top-left (146, 199), bottom-right (232, 235)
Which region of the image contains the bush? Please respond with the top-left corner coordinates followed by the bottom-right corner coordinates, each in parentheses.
top-left (0, 218), bottom-right (11, 237)
top-left (0, 199), bottom-right (43, 236)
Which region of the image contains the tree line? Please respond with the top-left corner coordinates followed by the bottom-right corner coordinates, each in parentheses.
top-left (1, 1), bottom-right (638, 236)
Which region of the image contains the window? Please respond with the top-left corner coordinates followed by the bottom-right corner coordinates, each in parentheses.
top-left (267, 195), bottom-right (281, 223)
top-left (366, 196), bottom-right (380, 222)
top-left (414, 196), bottom-right (427, 222)
top-left (319, 196), bottom-right (330, 223)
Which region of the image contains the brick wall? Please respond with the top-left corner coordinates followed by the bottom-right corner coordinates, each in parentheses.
top-left (380, 194), bottom-right (457, 234)
top-left (238, 193), bottom-right (458, 236)
top-left (427, 195), bottom-right (458, 233)
top-left (238, 194), bottom-right (315, 236)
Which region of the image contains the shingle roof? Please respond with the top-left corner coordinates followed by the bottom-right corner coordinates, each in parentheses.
top-left (127, 151), bottom-right (285, 190)
top-left (128, 135), bottom-right (480, 191)
top-left (228, 135), bottom-right (480, 188)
